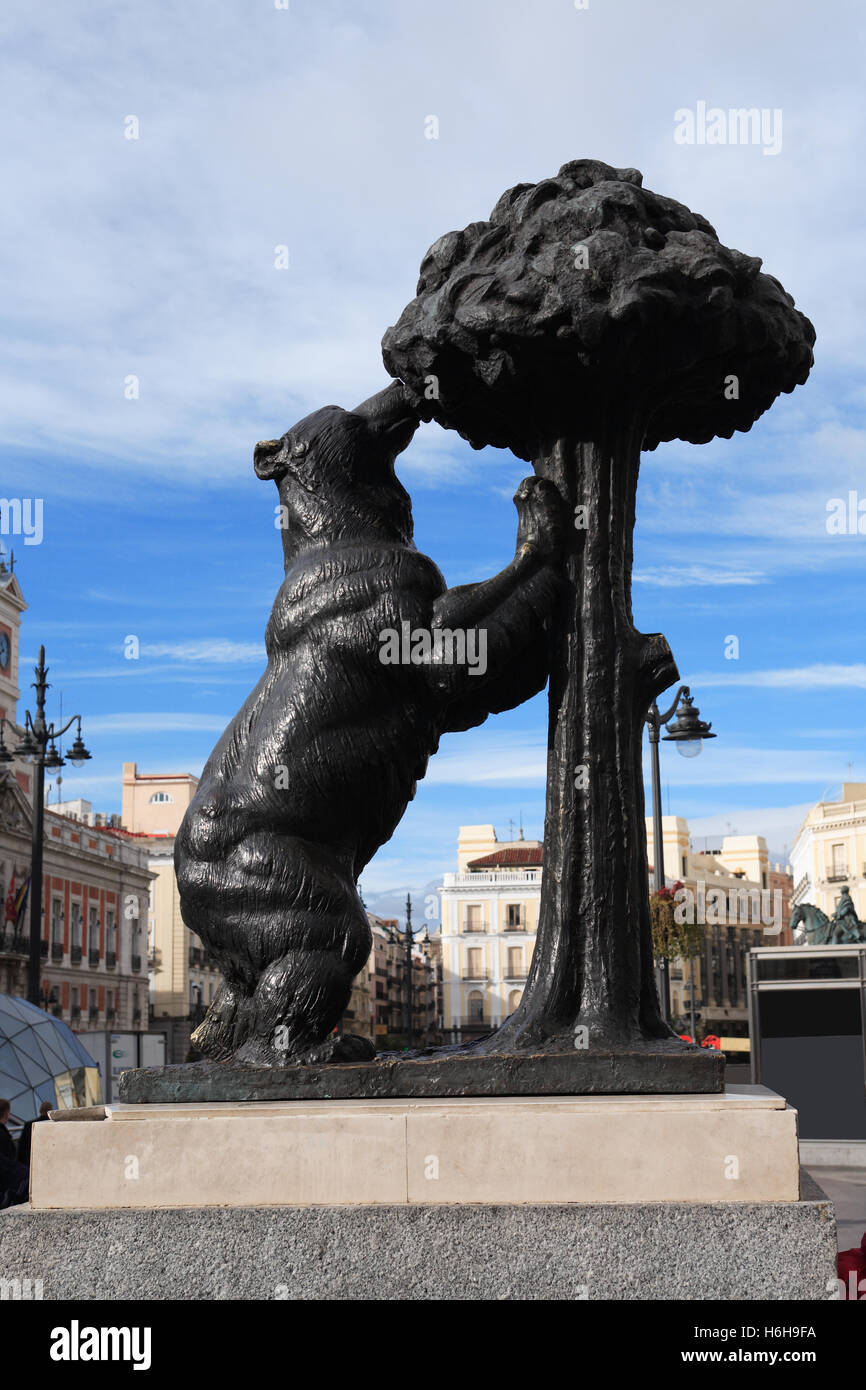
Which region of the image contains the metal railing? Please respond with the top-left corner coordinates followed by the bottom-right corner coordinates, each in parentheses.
top-left (443, 870), bottom-right (541, 887)
top-left (0, 932), bottom-right (27, 956)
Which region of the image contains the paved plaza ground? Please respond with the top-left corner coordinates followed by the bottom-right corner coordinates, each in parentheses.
top-left (806, 1166), bottom-right (866, 1253)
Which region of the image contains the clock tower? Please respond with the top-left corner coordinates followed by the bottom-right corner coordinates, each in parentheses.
top-left (0, 554), bottom-right (25, 723)
top-left (0, 553), bottom-right (30, 797)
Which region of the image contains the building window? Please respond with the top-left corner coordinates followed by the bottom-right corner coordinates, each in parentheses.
top-left (149, 792), bottom-right (173, 804)
top-left (88, 905), bottom-right (98, 947)
top-left (831, 843), bottom-right (846, 877)
top-left (464, 904), bottom-right (483, 933)
top-left (507, 946), bottom-right (524, 978)
top-left (70, 902), bottom-right (81, 949)
top-left (106, 908), bottom-right (117, 953)
top-left (51, 897), bottom-right (63, 945)
top-left (467, 990), bottom-right (484, 1022)
top-left (508, 989), bottom-right (522, 1013)
top-left (467, 947), bottom-right (484, 980)
top-left (506, 904), bottom-right (523, 929)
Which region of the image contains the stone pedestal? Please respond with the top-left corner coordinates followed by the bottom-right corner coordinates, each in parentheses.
top-left (0, 1177), bottom-right (837, 1301)
top-left (32, 1084), bottom-right (798, 1209)
top-left (1, 1085), bottom-right (837, 1300)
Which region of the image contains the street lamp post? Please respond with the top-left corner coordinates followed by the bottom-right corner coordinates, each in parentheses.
top-left (645, 686), bottom-right (715, 1023)
top-left (0, 646), bottom-right (91, 1006)
top-left (404, 893), bottom-right (413, 1051)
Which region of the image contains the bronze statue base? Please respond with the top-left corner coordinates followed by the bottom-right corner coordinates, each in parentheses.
top-left (118, 1042), bottom-right (723, 1104)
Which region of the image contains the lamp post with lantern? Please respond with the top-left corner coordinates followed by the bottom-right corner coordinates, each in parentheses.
top-left (0, 646), bottom-right (91, 1006)
top-left (645, 686), bottom-right (716, 1023)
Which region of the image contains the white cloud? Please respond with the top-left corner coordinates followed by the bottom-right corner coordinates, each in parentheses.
top-left (1, 0), bottom-right (861, 486)
top-left (635, 565), bottom-right (766, 587)
top-left (684, 664), bottom-right (866, 690)
top-left (82, 712), bottom-right (230, 734)
top-left (139, 640), bottom-right (264, 663)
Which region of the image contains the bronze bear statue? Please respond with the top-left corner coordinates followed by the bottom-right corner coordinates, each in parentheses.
top-left (174, 382), bottom-right (564, 1066)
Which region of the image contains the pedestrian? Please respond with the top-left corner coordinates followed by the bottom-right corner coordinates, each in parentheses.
top-left (0, 1099), bottom-right (28, 1208)
top-left (0, 1099), bottom-right (15, 1161)
top-left (16, 1099), bottom-right (53, 1168)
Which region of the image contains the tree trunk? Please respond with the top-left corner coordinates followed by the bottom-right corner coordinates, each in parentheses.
top-left (480, 409), bottom-right (680, 1053)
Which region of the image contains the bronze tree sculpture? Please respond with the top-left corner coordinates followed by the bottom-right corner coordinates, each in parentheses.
top-left (383, 159), bottom-right (814, 1063)
top-left (121, 160), bottom-right (814, 1101)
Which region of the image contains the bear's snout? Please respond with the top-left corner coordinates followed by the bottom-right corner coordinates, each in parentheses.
top-left (254, 438), bottom-right (286, 480)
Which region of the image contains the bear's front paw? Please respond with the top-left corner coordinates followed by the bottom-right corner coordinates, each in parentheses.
top-left (514, 476), bottom-right (565, 562)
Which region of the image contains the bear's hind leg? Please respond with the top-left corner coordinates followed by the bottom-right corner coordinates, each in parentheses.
top-left (231, 948), bottom-right (364, 1067)
top-left (191, 979), bottom-right (248, 1061)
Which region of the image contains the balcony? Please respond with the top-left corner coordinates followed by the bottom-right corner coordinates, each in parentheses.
top-left (827, 871), bottom-right (849, 883)
top-left (444, 870), bottom-right (541, 887)
top-left (40, 940), bottom-right (48, 959)
top-left (88, 1006), bottom-right (99, 1022)
top-left (106, 1008), bottom-right (116, 1022)
top-left (51, 1004), bottom-right (62, 1018)
top-left (51, 941), bottom-right (63, 962)
top-left (133, 1008), bottom-right (142, 1025)
top-left (462, 922), bottom-right (487, 933)
top-left (71, 944), bottom-right (82, 964)
top-left (131, 954), bottom-right (142, 973)
top-left (105, 951), bottom-right (117, 970)
top-left (89, 948), bottom-right (100, 967)
top-left (462, 973), bottom-right (488, 982)
top-left (0, 932), bottom-right (27, 956)
top-left (70, 1006), bottom-right (81, 1022)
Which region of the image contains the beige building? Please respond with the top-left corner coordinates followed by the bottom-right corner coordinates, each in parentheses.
top-left (122, 762), bottom-right (198, 837)
top-left (645, 817), bottom-right (771, 894)
top-left (646, 818), bottom-right (779, 1034)
top-left (790, 784), bottom-right (866, 923)
top-left (120, 764), bottom-right (221, 1059)
top-left (439, 825), bottom-right (541, 1041)
top-left (365, 913), bottom-right (441, 1047)
top-left (439, 819), bottom-right (787, 1043)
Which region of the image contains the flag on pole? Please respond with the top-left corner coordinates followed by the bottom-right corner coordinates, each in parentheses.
top-left (13, 874), bottom-right (30, 928)
top-left (4, 872), bottom-right (15, 924)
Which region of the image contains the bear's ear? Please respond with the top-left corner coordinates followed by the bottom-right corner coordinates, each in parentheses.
top-left (253, 439), bottom-right (286, 481)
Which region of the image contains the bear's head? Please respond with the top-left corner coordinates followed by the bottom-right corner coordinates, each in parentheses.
top-left (254, 383), bottom-right (420, 562)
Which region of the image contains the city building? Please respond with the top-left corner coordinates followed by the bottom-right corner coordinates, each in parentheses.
top-left (0, 783), bottom-right (152, 1033)
top-left (0, 558), bottom-right (32, 803)
top-left (647, 819), bottom-right (788, 1037)
top-left (790, 783), bottom-right (866, 923)
top-left (119, 763), bottom-right (222, 1062)
top-left (365, 912), bottom-right (442, 1048)
top-left (438, 819), bottom-right (791, 1045)
top-left (0, 561), bottom-right (151, 1033)
top-left (439, 825), bottom-right (541, 1042)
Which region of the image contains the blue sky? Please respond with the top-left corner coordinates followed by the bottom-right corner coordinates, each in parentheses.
top-left (1, 0), bottom-right (864, 914)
